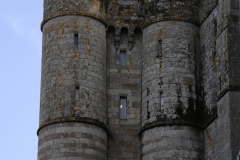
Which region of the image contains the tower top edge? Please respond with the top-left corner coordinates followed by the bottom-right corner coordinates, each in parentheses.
top-left (42, 0), bottom-right (107, 30)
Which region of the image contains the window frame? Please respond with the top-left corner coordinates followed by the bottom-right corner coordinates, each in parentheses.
top-left (75, 86), bottom-right (79, 101)
top-left (120, 50), bottom-right (127, 66)
top-left (74, 34), bottom-right (78, 49)
top-left (119, 96), bottom-right (127, 119)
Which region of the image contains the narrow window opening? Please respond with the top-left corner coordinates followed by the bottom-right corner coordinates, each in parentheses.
top-left (157, 40), bottom-right (162, 58)
top-left (213, 20), bottom-right (217, 59)
top-left (137, 0), bottom-right (140, 13)
top-left (147, 101), bottom-right (150, 119)
top-left (202, 45), bottom-right (205, 53)
top-left (160, 92), bottom-right (163, 109)
top-left (147, 88), bottom-right (150, 96)
top-left (219, 77), bottom-right (221, 91)
top-left (75, 86), bottom-right (79, 100)
top-left (120, 96), bottom-right (127, 119)
top-left (74, 34), bottom-right (78, 49)
top-left (120, 50), bottom-right (127, 66)
top-left (214, 19), bottom-right (217, 37)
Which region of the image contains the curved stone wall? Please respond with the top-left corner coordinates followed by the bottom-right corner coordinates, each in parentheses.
top-left (141, 21), bottom-right (203, 158)
top-left (38, 122), bottom-right (107, 160)
top-left (141, 126), bottom-right (203, 159)
top-left (42, 0), bottom-right (107, 29)
top-left (141, 21), bottom-right (200, 127)
top-left (143, 0), bottom-right (199, 27)
top-left (40, 16), bottom-right (107, 127)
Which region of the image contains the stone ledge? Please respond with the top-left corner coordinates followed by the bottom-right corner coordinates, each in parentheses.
top-left (37, 116), bottom-right (108, 135)
top-left (139, 114), bottom-right (217, 137)
top-left (217, 85), bottom-right (240, 101)
top-left (41, 11), bottom-right (107, 31)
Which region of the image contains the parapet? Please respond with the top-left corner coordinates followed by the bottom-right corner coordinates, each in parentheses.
top-left (142, 0), bottom-right (199, 27)
top-left (41, 0), bottom-right (107, 30)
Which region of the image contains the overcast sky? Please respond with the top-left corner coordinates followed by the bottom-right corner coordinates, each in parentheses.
top-left (0, 0), bottom-right (42, 159)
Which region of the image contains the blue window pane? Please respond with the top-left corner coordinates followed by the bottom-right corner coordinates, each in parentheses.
top-left (120, 97), bottom-right (127, 119)
top-left (120, 51), bottom-right (127, 66)
top-left (74, 34), bottom-right (78, 49)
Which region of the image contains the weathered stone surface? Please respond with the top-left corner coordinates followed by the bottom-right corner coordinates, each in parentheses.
top-left (141, 21), bottom-right (200, 127)
top-left (142, 126), bottom-right (203, 160)
top-left (38, 0), bottom-right (240, 159)
top-left (38, 123), bottom-right (107, 160)
top-left (42, 0), bottom-right (107, 28)
top-left (143, 0), bottom-right (199, 27)
top-left (106, 24), bottom-right (142, 160)
top-left (40, 16), bottom-right (107, 126)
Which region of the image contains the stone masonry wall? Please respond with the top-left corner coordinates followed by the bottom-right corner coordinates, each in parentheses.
top-left (200, 4), bottom-right (218, 113)
top-left (142, 126), bottom-right (203, 160)
top-left (42, 0), bottom-right (107, 27)
top-left (106, 27), bottom-right (142, 159)
top-left (229, 92), bottom-right (240, 159)
top-left (107, 0), bottom-right (143, 36)
top-left (142, 21), bottom-right (200, 126)
top-left (200, 0), bottom-right (218, 23)
top-left (38, 14), bottom-right (107, 159)
top-left (38, 0), bottom-right (240, 159)
top-left (141, 20), bottom-right (203, 159)
top-left (40, 16), bottom-right (107, 126)
top-left (200, 5), bottom-right (225, 160)
top-left (143, 0), bottom-right (199, 27)
top-left (202, 92), bottom-right (235, 160)
top-left (201, 0), bottom-right (240, 159)
top-left (38, 122), bottom-right (107, 160)
top-left (227, 1), bottom-right (240, 158)
top-left (211, 91), bottom-right (240, 159)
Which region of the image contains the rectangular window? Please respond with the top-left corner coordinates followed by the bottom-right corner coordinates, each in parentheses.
top-left (74, 34), bottom-right (78, 49)
top-left (147, 88), bottom-right (150, 96)
top-left (158, 40), bottom-right (162, 58)
top-left (213, 20), bottom-right (217, 59)
top-left (147, 101), bottom-right (150, 119)
top-left (120, 50), bottom-right (127, 66)
top-left (160, 92), bottom-right (163, 109)
top-left (120, 96), bottom-right (127, 119)
top-left (219, 77), bottom-right (221, 91)
top-left (75, 86), bottom-right (79, 100)
top-left (214, 19), bottom-right (217, 37)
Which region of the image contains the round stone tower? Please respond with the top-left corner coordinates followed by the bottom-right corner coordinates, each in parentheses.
top-left (141, 0), bottom-right (203, 159)
top-left (37, 0), bottom-right (107, 159)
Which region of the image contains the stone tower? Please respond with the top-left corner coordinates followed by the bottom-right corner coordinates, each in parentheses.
top-left (38, 0), bottom-right (240, 159)
top-left (140, 0), bottom-right (203, 159)
top-left (37, 0), bottom-right (108, 159)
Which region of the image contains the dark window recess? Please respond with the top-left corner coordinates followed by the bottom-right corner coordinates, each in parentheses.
top-left (213, 19), bottom-right (217, 59)
top-left (75, 86), bottom-right (79, 100)
top-left (157, 40), bottom-right (162, 58)
top-left (202, 45), bottom-right (205, 53)
top-left (214, 19), bottom-right (217, 37)
top-left (120, 50), bottom-right (127, 66)
top-left (160, 92), bottom-right (163, 109)
top-left (147, 101), bottom-right (150, 119)
top-left (147, 88), bottom-right (150, 96)
top-left (74, 34), bottom-right (78, 49)
top-left (120, 96), bottom-right (127, 119)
